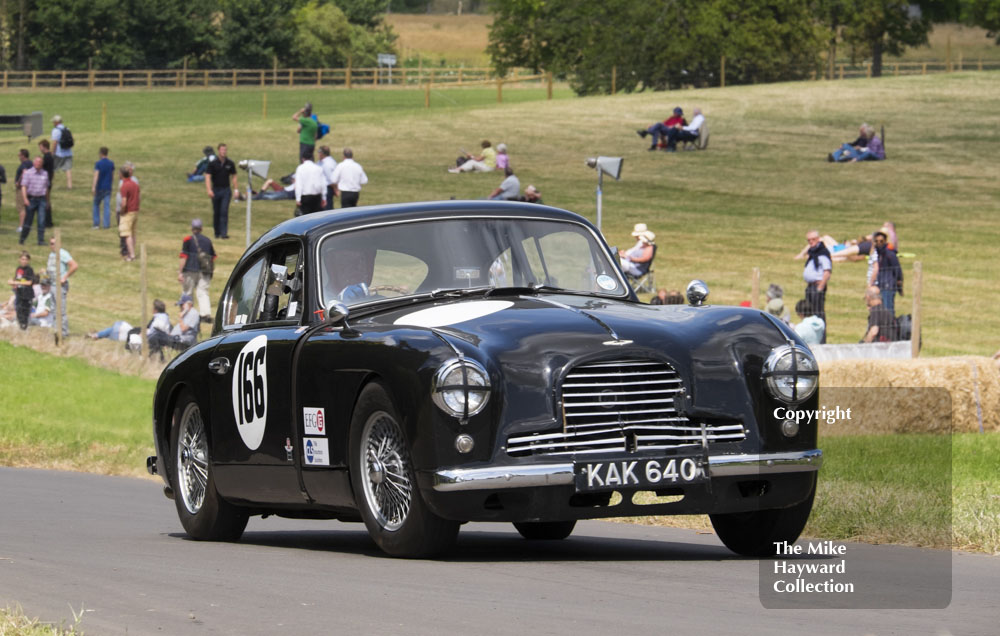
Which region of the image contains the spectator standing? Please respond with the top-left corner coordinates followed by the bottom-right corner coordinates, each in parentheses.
top-left (38, 140), bottom-right (55, 227)
top-left (205, 143), bottom-right (237, 239)
top-left (14, 149), bottom-right (31, 232)
top-left (8, 251), bottom-right (34, 330)
top-left (292, 103), bottom-right (318, 160)
top-left (794, 299), bottom-right (825, 345)
top-left (178, 218), bottom-right (216, 321)
top-left (91, 147), bottom-right (115, 229)
top-left (867, 230), bottom-right (902, 316)
top-left (118, 165), bottom-right (140, 261)
top-left (318, 146), bottom-right (338, 210)
top-left (294, 151), bottom-right (326, 214)
top-left (488, 166), bottom-right (520, 200)
top-left (50, 115), bottom-right (73, 189)
top-left (802, 229), bottom-right (832, 343)
top-left (330, 148), bottom-right (368, 208)
top-left (19, 156), bottom-right (49, 246)
top-left (862, 286), bottom-right (897, 342)
top-left (115, 162), bottom-right (138, 258)
top-left (46, 238), bottom-right (78, 338)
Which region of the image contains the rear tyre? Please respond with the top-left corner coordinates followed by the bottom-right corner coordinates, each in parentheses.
top-left (513, 521), bottom-right (577, 541)
top-left (170, 391), bottom-right (249, 541)
top-left (349, 382), bottom-right (459, 558)
top-left (709, 482), bottom-right (816, 557)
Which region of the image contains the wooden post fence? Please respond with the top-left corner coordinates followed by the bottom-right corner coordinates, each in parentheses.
top-left (611, 66), bottom-right (617, 95)
top-left (140, 244), bottom-right (148, 358)
top-left (720, 55), bottom-right (726, 88)
top-left (424, 82), bottom-right (430, 108)
top-left (53, 230), bottom-right (62, 347)
top-left (262, 93), bottom-right (267, 120)
top-left (546, 72), bottom-right (553, 100)
top-left (101, 102), bottom-right (107, 133)
top-left (496, 77), bottom-right (502, 103)
top-left (911, 261), bottom-right (923, 358)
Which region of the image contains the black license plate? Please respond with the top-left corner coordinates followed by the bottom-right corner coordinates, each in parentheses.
top-left (574, 456), bottom-right (707, 492)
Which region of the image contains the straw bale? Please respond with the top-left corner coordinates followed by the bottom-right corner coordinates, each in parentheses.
top-left (818, 357), bottom-right (1000, 435)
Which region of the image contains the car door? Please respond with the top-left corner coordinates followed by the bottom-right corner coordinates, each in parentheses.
top-left (208, 241), bottom-right (308, 504)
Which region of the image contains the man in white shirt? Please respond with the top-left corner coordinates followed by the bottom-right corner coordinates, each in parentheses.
top-left (665, 107), bottom-right (705, 152)
top-left (318, 146), bottom-right (338, 211)
top-left (329, 148), bottom-right (368, 208)
top-left (293, 151), bottom-right (326, 214)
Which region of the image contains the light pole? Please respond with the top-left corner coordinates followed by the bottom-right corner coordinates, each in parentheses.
top-left (585, 156), bottom-right (623, 233)
top-left (237, 160), bottom-right (270, 249)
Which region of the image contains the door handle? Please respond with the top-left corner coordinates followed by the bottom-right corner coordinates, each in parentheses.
top-left (208, 357), bottom-right (231, 375)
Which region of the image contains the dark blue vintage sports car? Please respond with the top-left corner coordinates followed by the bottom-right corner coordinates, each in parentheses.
top-left (148, 201), bottom-right (822, 557)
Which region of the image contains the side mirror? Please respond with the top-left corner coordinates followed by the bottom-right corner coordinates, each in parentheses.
top-left (686, 279), bottom-right (709, 306)
top-left (325, 300), bottom-right (349, 326)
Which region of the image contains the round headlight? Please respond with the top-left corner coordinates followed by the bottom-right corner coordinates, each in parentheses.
top-left (432, 359), bottom-right (491, 419)
top-left (763, 345), bottom-right (818, 404)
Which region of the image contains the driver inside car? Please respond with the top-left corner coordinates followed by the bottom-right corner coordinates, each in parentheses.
top-left (324, 246), bottom-right (376, 304)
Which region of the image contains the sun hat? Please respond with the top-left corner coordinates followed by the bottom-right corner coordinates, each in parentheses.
top-left (631, 223), bottom-right (648, 237)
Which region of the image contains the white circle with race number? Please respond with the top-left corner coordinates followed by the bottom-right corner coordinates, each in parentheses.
top-left (231, 335), bottom-right (268, 450)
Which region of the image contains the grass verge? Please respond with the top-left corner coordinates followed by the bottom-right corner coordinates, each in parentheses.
top-left (0, 605), bottom-right (80, 635)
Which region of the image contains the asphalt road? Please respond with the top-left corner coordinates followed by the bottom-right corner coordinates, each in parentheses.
top-left (0, 467), bottom-right (995, 635)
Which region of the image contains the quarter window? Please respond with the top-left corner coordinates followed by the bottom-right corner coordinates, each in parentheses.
top-left (224, 258), bottom-right (266, 327)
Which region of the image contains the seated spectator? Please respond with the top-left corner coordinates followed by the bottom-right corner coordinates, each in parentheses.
top-left (252, 178), bottom-right (295, 201)
top-left (793, 299), bottom-right (825, 345)
top-left (488, 166), bottom-right (520, 200)
top-left (618, 224), bottom-right (655, 277)
top-left (28, 277), bottom-right (56, 328)
top-left (636, 107), bottom-right (686, 151)
top-left (766, 297), bottom-right (791, 325)
top-left (649, 288), bottom-right (684, 305)
top-left (187, 146), bottom-right (215, 182)
top-left (663, 108), bottom-right (705, 152)
top-left (518, 184), bottom-right (543, 204)
top-left (449, 140), bottom-right (497, 173)
top-left (829, 123), bottom-right (884, 163)
top-left (862, 285), bottom-right (897, 342)
top-left (495, 143), bottom-right (509, 171)
top-left (169, 294), bottom-right (201, 350)
top-left (89, 298), bottom-right (169, 342)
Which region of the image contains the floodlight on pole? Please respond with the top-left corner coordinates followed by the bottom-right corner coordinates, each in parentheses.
top-left (238, 160), bottom-right (270, 248)
top-left (585, 156), bottom-right (623, 232)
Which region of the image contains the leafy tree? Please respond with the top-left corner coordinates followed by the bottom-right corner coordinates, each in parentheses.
top-left (218, 0), bottom-right (301, 68)
top-left (842, 0), bottom-right (931, 76)
top-left (128, 0), bottom-right (218, 69)
top-left (963, 0), bottom-right (1000, 42)
top-left (334, 0), bottom-right (389, 29)
top-left (289, 0), bottom-right (353, 67)
top-left (27, 0), bottom-right (135, 69)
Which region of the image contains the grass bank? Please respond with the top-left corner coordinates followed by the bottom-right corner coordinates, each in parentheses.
top-left (0, 73), bottom-right (997, 358)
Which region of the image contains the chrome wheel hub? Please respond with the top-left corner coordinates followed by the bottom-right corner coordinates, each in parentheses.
top-left (360, 411), bottom-right (412, 531)
top-left (176, 403), bottom-right (208, 515)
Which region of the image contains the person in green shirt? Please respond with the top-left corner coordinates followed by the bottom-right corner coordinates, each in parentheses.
top-left (293, 102), bottom-right (318, 161)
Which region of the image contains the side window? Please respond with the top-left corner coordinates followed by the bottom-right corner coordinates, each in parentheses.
top-left (256, 246), bottom-right (303, 323)
top-left (224, 258), bottom-right (266, 327)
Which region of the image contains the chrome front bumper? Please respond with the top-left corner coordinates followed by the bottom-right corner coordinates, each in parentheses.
top-left (431, 449), bottom-right (823, 492)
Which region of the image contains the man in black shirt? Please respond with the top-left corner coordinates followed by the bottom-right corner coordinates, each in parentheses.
top-left (204, 143), bottom-right (238, 239)
top-left (862, 285), bottom-right (897, 343)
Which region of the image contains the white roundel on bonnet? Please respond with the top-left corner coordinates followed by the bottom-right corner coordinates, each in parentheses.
top-left (232, 335), bottom-right (268, 450)
top-left (393, 300), bottom-right (514, 328)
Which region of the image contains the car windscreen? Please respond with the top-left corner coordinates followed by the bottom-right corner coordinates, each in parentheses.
top-left (317, 217), bottom-right (627, 308)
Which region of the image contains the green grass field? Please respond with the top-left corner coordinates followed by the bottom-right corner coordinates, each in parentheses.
top-left (0, 72), bottom-right (997, 358)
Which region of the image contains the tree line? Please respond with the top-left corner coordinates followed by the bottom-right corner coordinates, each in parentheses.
top-left (487, 0), bottom-right (1000, 95)
top-left (0, 0), bottom-right (398, 71)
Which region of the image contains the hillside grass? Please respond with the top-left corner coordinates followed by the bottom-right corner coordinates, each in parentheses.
top-left (0, 72), bottom-right (997, 357)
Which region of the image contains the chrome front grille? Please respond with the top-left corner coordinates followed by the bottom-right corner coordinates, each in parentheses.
top-left (506, 359), bottom-right (745, 457)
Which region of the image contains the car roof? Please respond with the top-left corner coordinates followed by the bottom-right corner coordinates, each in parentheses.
top-left (252, 200), bottom-right (596, 249)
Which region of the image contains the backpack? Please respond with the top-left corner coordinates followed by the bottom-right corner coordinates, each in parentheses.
top-left (194, 235), bottom-right (214, 276)
top-left (59, 126), bottom-right (74, 149)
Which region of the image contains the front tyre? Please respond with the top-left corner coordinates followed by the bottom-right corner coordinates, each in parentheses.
top-left (170, 391), bottom-right (248, 541)
top-left (709, 480), bottom-right (816, 557)
top-left (349, 382), bottom-right (459, 558)
top-left (513, 521), bottom-right (577, 541)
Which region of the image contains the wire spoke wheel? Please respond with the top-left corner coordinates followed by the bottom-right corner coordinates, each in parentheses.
top-left (360, 411), bottom-right (412, 531)
top-left (176, 402), bottom-right (209, 515)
